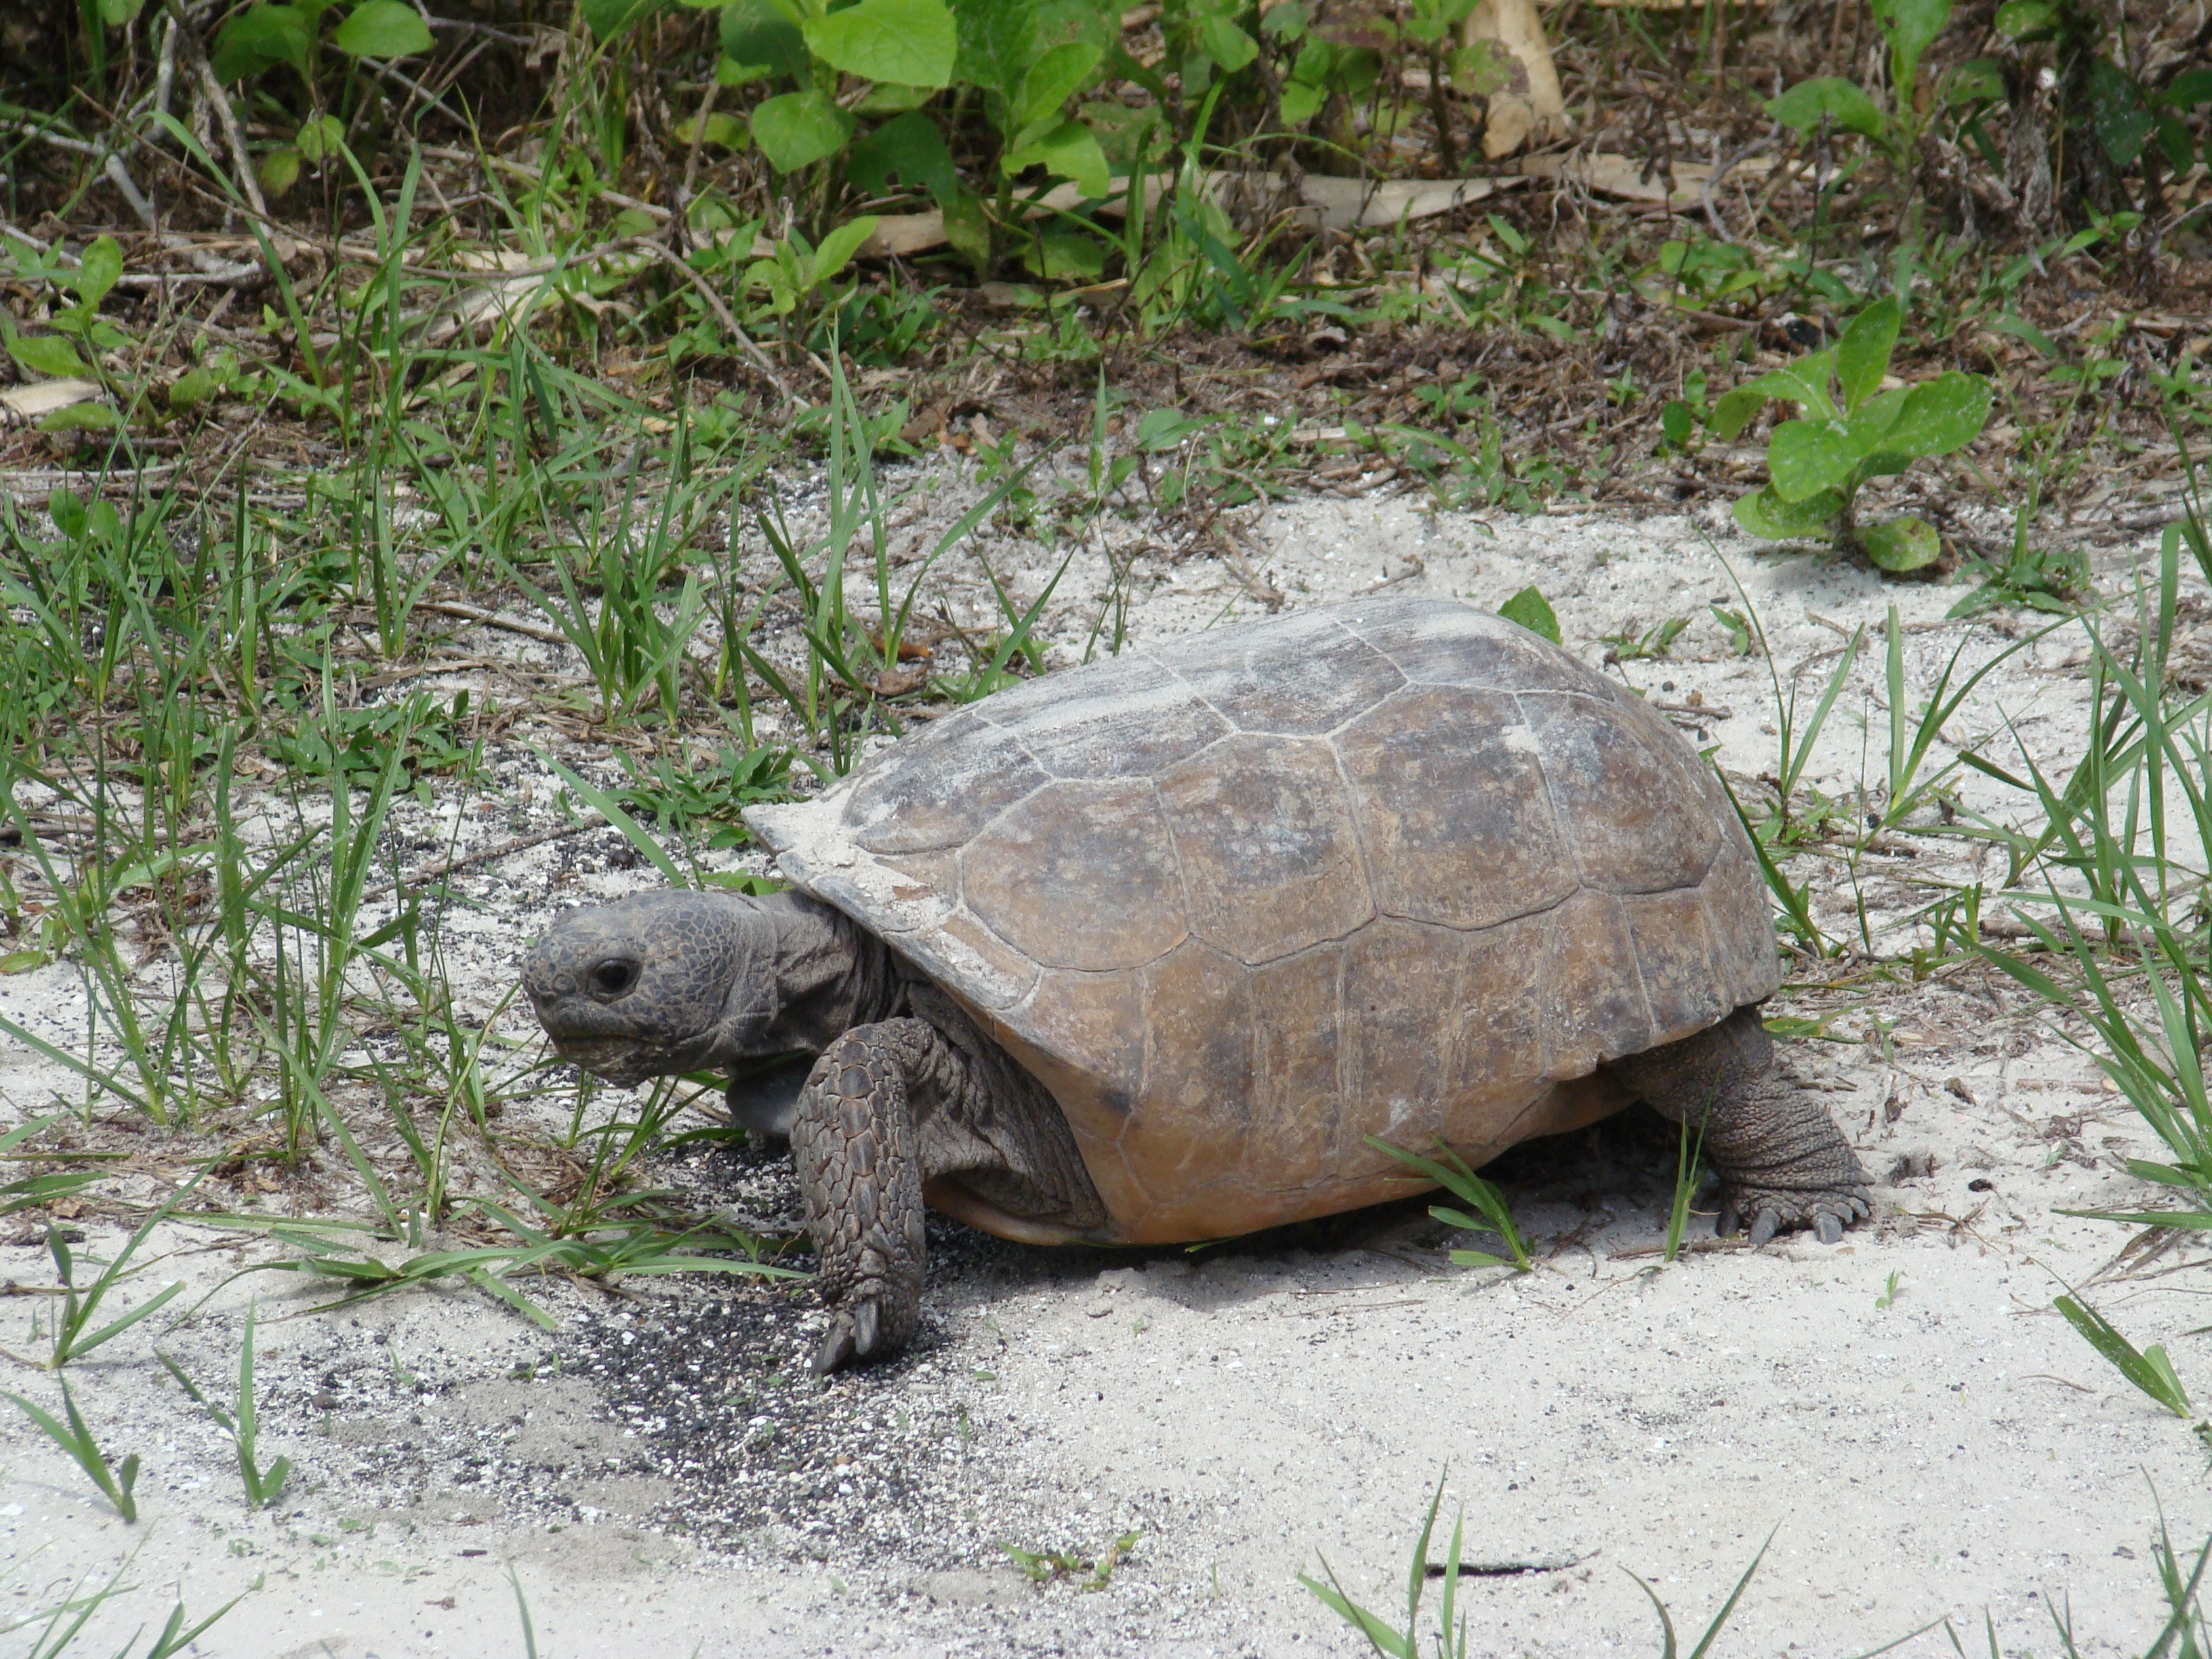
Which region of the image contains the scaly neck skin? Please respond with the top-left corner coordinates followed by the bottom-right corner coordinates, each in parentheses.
top-left (741, 890), bottom-right (904, 1059)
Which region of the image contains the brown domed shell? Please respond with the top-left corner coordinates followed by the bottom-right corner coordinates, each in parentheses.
top-left (745, 596), bottom-right (1778, 1244)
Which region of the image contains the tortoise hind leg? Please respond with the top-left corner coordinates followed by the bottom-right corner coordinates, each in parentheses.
top-left (790, 1020), bottom-right (935, 1374)
top-left (1609, 1006), bottom-right (1872, 1246)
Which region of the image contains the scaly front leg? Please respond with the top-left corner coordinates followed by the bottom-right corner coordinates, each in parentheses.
top-left (790, 1019), bottom-right (935, 1374)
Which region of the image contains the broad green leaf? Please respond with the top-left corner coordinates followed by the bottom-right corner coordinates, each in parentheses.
top-left (1869, 0), bottom-right (1950, 98)
top-left (260, 145), bottom-right (304, 194)
top-left (1038, 121), bottom-right (1110, 197)
top-left (720, 0), bottom-right (809, 83)
top-left (1660, 400), bottom-right (1695, 447)
top-left (949, 0), bottom-right (1044, 108)
top-left (1447, 38), bottom-right (1518, 97)
top-left (804, 0), bottom-right (958, 89)
top-left (750, 91), bottom-right (856, 171)
top-left (1841, 386), bottom-right (1908, 462)
top-left (810, 216), bottom-right (880, 286)
top-left (211, 3), bottom-right (313, 81)
top-left (1942, 57), bottom-right (2006, 108)
top-left (1879, 371), bottom-right (1991, 457)
top-left (0, 950), bottom-right (48, 975)
top-left (66, 253), bottom-right (125, 333)
top-left (1739, 348), bottom-right (1839, 419)
top-left (1835, 296), bottom-right (1899, 412)
top-left (847, 111), bottom-right (958, 203)
top-left (940, 190), bottom-right (990, 270)
top-left (1765, 76), bottom-right (1885, 140)
top-left (1993, 0), bottom-right (2057, 35)
top-left (1133, 407), bottom-right (1206, 450)
top-left (855, 81), bottom-right (936, 111)
top-left (1497, 585), bottom-right (1559, 644)
top-left (1015, 40), bottom-right (1101, 129)
top-left (1767, 419), bottom-right (1855, 502)
top-left (2087, 57), bottom-right (2152, 166)
top-left (1021, 226), bottom-right (1106, 280)
top-left (2163, 69), bottom-right (2212, 108)
top-left (294, 112), bottom-right (346, 163)
top-left (1009, 118), bottom-right (1109, 197)
top-left (1858, 515), bottom-right (1941, 571)
top-left (1708, 386), bottom-right (1767, 443)
top-left (2156, 111), bottom-right (2196, 171)
top-left (98, 0), bottom-right (147, 22)
top-left (673, 109), bottom-right (747, 148)
top-left (1734, 485), bottom-right (1841, 540)
top-left (167, 365), bottom-right (226, 408)
top-left (1277, 81), bottom-right (1324, 125)
top-left (39, 402), bottom-right (122, 433)
top-left (333, 0), bottom-right (434, 57)
top-left (1196, 14), bottom-right (1258, 71)
top-left (7, 334), bottom-right (89, 378)
top-left (578, 0), bottom-right (658, 41)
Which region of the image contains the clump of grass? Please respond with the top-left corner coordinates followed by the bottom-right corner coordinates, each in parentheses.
top-left (1664, 1118), bottom-right (1706, 1265)
top-left (2052, 1287), bottom-right (2193, 1421)
top-left (1, 1201), bottom-right (190, 1372)
top-left (998, 1530), bottom-right (1143, 1590)
top-left (1300, 1471), bottom-right (1771, 1658)
top-left (0, 1378), bottom-right (141, 1522)
top-left (1369, 1138), bottom-right (1533, 1272)
top-left (158, 1301), bottom-right (293, 1511)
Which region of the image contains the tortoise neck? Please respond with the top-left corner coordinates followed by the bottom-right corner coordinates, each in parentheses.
top-left (758, 890), bottom-right (903, 1054)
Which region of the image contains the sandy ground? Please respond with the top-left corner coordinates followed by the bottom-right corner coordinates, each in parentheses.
top-left (2, 459), bottom-right (2207, 1657)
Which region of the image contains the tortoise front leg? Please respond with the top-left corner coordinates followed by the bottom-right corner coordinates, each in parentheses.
top-left (790, 1019), bottom-right (936, 1374)
top-left (1610, 1006), bottom-right (1872, 1246)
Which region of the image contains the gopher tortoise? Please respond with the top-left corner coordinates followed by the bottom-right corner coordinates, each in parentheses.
top-left (525, 594), bottom-right (1870, 1372)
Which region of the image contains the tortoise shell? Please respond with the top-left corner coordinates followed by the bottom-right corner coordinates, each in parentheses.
top-left (743, 594), bottom-right (1777, 1244)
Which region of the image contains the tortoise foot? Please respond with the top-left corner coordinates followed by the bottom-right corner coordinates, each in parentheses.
top-left (1718, 1183), bottom-right (1872, 1247)
top-left (813, 1285), bottom-right (919, 1374)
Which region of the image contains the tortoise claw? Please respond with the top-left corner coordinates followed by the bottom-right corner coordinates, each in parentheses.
top-left (811, 1295), bottom-right (903, 1376)
top-left (813, 1316), bottom-right (857, 1376)
top-left (1715, 1183), bottom-right (1872, 1247)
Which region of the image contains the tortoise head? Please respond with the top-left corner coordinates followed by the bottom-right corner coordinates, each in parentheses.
top-left (523, 890), bottom-right (779, 1086)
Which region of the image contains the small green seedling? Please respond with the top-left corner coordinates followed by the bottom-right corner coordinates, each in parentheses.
top-left (1602, 616), bottom-right (1690, 663)
top-left (0, 1378), bottom-right (141, 1521)
top-left (1717, 296), bottom-right (1992, 571)
top-left (2054, 1288), bottom-right (2193, 1418)
top-left (159, 1302), bottom-right (293, 1510)
top-left (747, 218), bottom-right (879, 316)
top-left (1370, 1137), bottom-right (1533, 1272)
top-left (1877, 1269), bottom-right (1903, 1310)
top-left (1496, 585), bottom-right (1560, 644)
top-left (1946, 504), bottom-right (2089, 619)
top-left (1707, 605), bottom-right (1757, 657)
top-left (998, 1530), bottom-right (1141, 1590)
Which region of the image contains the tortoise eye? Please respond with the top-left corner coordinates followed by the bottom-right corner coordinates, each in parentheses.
top-left (592, 959), bottom-right (639, 996)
